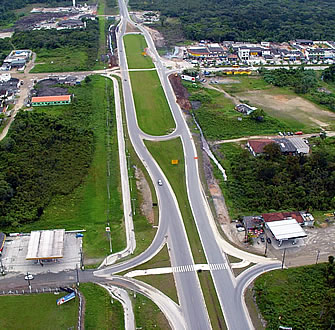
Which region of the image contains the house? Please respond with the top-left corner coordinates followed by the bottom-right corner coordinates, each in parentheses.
top-left (300, 211), bottom-right (315, 227)
top-left (247, 139), bottom-right (275, 156)
top-left (0, 78), bottom-right (20, 93)
top-left (235, 103), bottom-right (257, 115)
top-left (57, 19), bottom-right (85, 30)
top-left (289, 137), bottom-right (309, 154)
top-left (262, 211), bottom-right (305, 225)
top-left (187, 47), bottom-right (210, 58)
top-left (274, 138), bottom-right (297, 155)
top-left (242, 216), bottom-right (264, 236)
top-left (32, 95), bottom-right (72, 106)
top-left (295, 39), bottom-right (313, 46)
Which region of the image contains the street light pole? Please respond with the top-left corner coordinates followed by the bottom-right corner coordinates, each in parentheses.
top-left (26, 271), bottom-right (32, 293)
top-left (76, 264), bottom-right (80, 287)
top-left (316, 250), bottom-right (320, 264)
top-left (281, 248), bottom-right (287, 269)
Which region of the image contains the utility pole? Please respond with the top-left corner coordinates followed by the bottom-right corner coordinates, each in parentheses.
top-left (281, 248), bottom-right (287, 269)
top-left (316, 250), bottom-right (320, 264)
top-left (76, 264), bottom-right (80, 287)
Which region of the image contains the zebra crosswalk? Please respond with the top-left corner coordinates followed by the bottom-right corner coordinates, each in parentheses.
top-left (172, 263), bottom-right (227, 273)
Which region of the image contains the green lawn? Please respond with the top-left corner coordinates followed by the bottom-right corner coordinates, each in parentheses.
top-left (144, 138), bottom-right (225, 329)
top-left (130, 70), bottom-right (175, 135)
top-left (0, 293), bottom-right (78, 329)
top-left (19, 76), bottom-right (124, 262)
top-left (124, 34), bottom-right (155, 69)
top-left (80, 283), bottom-right (124, 329)
top-left (31, 48), bottom-right (90, 73)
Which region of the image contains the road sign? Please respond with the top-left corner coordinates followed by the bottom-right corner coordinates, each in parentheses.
top-left (171, 159), bottom-right (178, 165)
top-left (106, 227), bottom-right (110, 232)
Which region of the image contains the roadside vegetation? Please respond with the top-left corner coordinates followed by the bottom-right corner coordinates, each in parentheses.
top-left (215, 137), bottom-right (335, 218)
top-left (145, 138), bottom-right (226, 329)
top-left (185, 82), bottom-right (292, 140)
top-left (130, 70), bottom-right (175, 135)
top-left (80, 283), bottom-right (124, 329)
top-left (0, 293), bottom-right (78, 329)
top-left (131, 293), bottom-right (170, 329)
top-left (253, 258), bottom-right (335, 329)
top-left (0, 76), bottom-right (124, 261)
top-left (124, 34), bottom-right (155, 69)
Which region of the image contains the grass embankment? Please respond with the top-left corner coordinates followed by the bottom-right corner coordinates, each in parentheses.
top-left (186, 82), bottom-right (295, 141)
top-left (130, 70), bottom-right (175, 135)
top-left (253, 263), bottom-right (334, 329)
top-left (0, 293), bottom-right (78, 329)
top-left (31, 48), bottom-right (89, 73)
top-left (112, 75), bottom-right (159, 260)
top-left (80, 283), bottom-right (124, 329)
top-left (124, 34), bottom-right (155, 69)
top-left (132, 293), bottom-right (170, 329)
top-left (145, 138), bottom-right (226, 329)
top-left (20, 76), bottom-right (124, 262)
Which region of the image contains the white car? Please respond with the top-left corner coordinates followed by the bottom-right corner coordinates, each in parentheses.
top-left (25, 274), bottom-right (34, 280)
top-left (157, 179), bottom-right (163, 186)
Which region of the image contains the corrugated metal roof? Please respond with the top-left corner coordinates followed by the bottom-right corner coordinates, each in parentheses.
top-left (26, 229), bottom-right (65, 260)
top-left (266, 219), bottom-right (306, 240)
top-left (32, 95), bottom-right (71, 103)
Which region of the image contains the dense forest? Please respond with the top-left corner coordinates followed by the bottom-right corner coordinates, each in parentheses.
top-left (0, 78), bottom-right (104, 228)
top-left (219, 138), bottom-right (335, 213)
top-left (260, 66), bottom-right (335, 112)
top-left (130, 0), bottom-right (335, 42)
top-left (254, 258), bottom-right (335, 329)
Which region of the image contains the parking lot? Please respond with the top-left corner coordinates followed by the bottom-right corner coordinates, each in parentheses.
top-left (1, 233), bottom-right (82, 276)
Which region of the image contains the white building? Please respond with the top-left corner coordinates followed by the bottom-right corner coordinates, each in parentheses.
top-left (289, 137), bottom-right (310, 154)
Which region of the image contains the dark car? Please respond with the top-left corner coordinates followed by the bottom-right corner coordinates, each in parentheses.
top-left (236, 223), bottom-right (243, 228)
top-left (260, 236), bottom-right (265, 243)
top-left (266, 237), bottom-right (272, 244)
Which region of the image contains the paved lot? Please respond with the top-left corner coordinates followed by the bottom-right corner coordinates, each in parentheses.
top-left (1, 233), bottom-right (82, 276)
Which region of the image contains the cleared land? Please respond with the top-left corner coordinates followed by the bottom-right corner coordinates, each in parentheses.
top-left (0, 293), bottom-right (78, 329)
top-left (80, 283), bottom-right (124, 329)
top-left (21, 76), bottom-right (124, 262)
top-left (221, 76), bottom-right (335, 129)
top-left (31, 48), bottom-right (89, 73)
top-left (145, 138), bottom-right (226, 329)
top-left (124, 34), bottom-right (155, 69)
top-left (130, 70), bottom-right (175, 135)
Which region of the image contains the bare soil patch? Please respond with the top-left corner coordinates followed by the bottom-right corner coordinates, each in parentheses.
top-left (126, 23), bottom-right (140, 33)
top-left (135, 167), bottom-right (154, 224)
top-left (168, 74), bottom-right (192, 111)
top-left (144, 26), bottom-right (165, 48)
top-left (238, 90), bottom-right (335, 127)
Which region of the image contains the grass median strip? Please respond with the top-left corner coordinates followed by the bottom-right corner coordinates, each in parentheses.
top-left (124, 34), bottom-right (155, 69)
top-left (144, 138), bottom-right (226, 329)
top-left (129, 70), bottom-right (175, 135)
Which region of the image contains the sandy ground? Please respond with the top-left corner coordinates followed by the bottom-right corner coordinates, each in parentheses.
top-left (237, 90), bottom-right (335, 127)
top-left (135, 167), bottom-right (154, 224)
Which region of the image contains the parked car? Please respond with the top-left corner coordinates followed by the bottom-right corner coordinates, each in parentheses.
top-left (266, 237), bottom-right (272, 244)
top-left (236, 223), bottom-right (243, 228)
top-left (278, 132), bottom-right (283, 136)
top-left (25, 274), bottom-right (34, 280)
top-left (157, 179), bottom-right (163, 186)
top-left (237, 227), bottom-right (245, 232)
top-left (260, 236), bottom-right (265, 243)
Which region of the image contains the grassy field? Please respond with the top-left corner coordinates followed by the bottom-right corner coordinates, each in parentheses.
top-left (0, 293), bottom-right (78, 329)
top-left (144, 138), bottom-right (226, 329)
top-left (80, 283), bottom-right (124, 329)
top-left (130, 70), bottom-right (175, 135)
top-left (31, 48), bottom-right (90, 73)
top-left (220, 76), bottom-right (335, 130)
top-left (254, 263), bottom-right (331, 329)
top-left (132, 293), bottom-right (170, 329)
top-left (20, 76), bottom-right (124, 262)
top-left (186, 83), bottom-right (296, 141)
top-left (124, 34), bottom-right (155, 69)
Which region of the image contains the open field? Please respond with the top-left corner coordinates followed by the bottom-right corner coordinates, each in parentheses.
top-left (31, 48), bottom-right (89, 73)
top-left (18, 76), bottom-right (124, 262)
top-left (80, 283), bottom-right (124, 329)
top-left (124, 34), bottom-right (155, 69)
top-left (144, 138), bottom-right (225, 329)
top-left (130, 70), bottom-right (175, 135)
top-left (220, 76), bottom-right (335, 129)
top-left (186, 83), bottom-right (293, 140)
top-left (0, 293), bottom-right (78, 329)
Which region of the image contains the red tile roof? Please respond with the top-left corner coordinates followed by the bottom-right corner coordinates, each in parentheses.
top-left (262, 211), bottom-right (303, 224)
top-left (32, 95), bottom-right (71, 103)
top-left (248, 139), bottom-right (275, 154)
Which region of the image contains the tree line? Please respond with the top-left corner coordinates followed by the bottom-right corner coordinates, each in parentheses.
top-left (129, 0), bottom-right (335, 42)
top-left (220, 138), bottom-right (335, 213)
